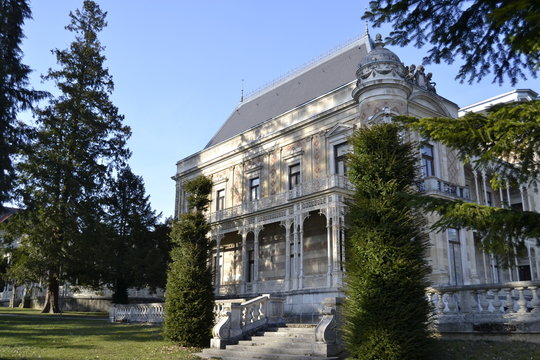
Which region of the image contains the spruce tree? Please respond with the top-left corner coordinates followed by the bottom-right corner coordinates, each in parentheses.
top-left (99, 166), bottom-right (165, 304)
top-left (164, 176), bottom-right (214, 347)
top-left (5, 0), bottom-right (130, 313)
top-left (345, 123), bottom-right (432, 360)
top-left (0, 0), bottom-right (47, 207)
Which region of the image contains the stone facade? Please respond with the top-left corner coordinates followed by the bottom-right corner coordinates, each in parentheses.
top-left (173, 33), bottom-right (540, 322)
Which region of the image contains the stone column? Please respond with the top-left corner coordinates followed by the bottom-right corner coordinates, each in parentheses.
top-left (284, 219), bottom-right (292, 290)
top-left (473, 171), bottom-right (481, 205)
top-left (505, 183), bottom-right (511, 209)
top-left (253, 226), bottom-right (262, 294)
top-left (292, 222), bottom-right (299, 290)
top-left (460, 228), bottom-right (473, 285)
top-left (326, 213), bottom-right (333, 288)
top-left (240, 229), bottom-right (248, 294)
top-left (528, 246), bottom-right (535, 281)
top-left (520, 186), bottom-right (528, 211)
top-left (299, 218), bottom-right (305, 290)
top-left (331, 211), bottom-right (342, 287)
top-left (481, 171), bottom-right (488, 205)
top-left (215, 234), bottom-right (223, 296)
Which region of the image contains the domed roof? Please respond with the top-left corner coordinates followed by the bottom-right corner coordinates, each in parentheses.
top-left (359, 34), bottom-right (401, 67)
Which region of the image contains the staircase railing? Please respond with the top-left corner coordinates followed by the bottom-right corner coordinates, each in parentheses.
top-left (211, 294), bottom-right (285, 349)
top-left (427, 281), bottom-right (540, 334)
top-left (109, 303), bottom-right (164, 323)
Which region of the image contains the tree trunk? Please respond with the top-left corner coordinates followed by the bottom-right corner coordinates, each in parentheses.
top-left (112, 279), bottom-right (129, 304)
top-left (9, 283), bottom-right (18, 308)
top-left (41, 276), bottom-right (61, 313)
top-left (18, 284), bottom-right (32, 308)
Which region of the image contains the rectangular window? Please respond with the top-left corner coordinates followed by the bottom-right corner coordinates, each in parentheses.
top-left (421, 144), bottom-right (435, 177)
top-left (216, 189), bottom-right (225, 211)
top-left (334, 143), bottom-right (349, 176)
top-left (247, 250), bottom-right (255, 282)
top-left (249, 177), bottom-right (260, 201)
top-left (486, 191), bottom-right (492, 206)
top-left (290, 242), bottom-right (295, 278)
top-left (447, 228), bottom-right (463, 286)
top-left (289, 163), bottom-right (301, 190)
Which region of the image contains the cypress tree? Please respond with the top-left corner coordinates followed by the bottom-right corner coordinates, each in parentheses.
top-left (164, 176), bottom-right (215, 347)
top-left (344, 123), bottom-right (432, 360)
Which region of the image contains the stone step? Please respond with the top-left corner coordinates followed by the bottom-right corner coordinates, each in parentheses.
top-left (264, 327), bottom-right (316, 334)
top-left (256, 331), bottom-right (314, 339)
top-left (196, 324), bottom-right (338, 360)
top-left (228, 344), bottom-right (315, 355)
top-left (247, 336), bottom-right (315, 344)
top-left (197, 348), bottom-right (338, 360)
top-left (282, 323), bottom-right (317, 328)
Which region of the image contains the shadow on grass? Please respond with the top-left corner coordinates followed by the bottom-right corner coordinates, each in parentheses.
top-left (0, 315), bottom-right (164, 350)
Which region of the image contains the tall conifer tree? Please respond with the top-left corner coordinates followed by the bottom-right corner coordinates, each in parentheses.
top-left (5, 0), bottom-right (130, 313)
top-left (0, 0), bottom-right (46, 206)
top-left (345, 124), bottom-right (432, 360)
top-left (164, 176), bottom-right (214, 347)
top-left (98, 166), bottom-right (167, 304)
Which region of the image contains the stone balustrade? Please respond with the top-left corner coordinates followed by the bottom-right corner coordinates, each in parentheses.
top-left (427, 281), bottom-right (540, 334)
top-left (211, 294), bottom-right (285, 349)
top-left (109, 303), bottom-right (164, 324)
top-left (418, 176), bottom-right (470, 200)
top-left (208, 175), bottom-right (352, 223)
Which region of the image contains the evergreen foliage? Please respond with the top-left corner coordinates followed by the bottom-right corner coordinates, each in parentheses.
top-left (98, 166), bottom-right (168, 304)
top-left (394, 100), bottom-right (540, 258)
top-left (363, 0), bottom-right (539, 85)
top-left (396, 101), bottom-right (540, 185)
top-left (164, 176), bottom-right (214, 347)
top-left (3, 0), bottom-right (130, 313)
top-left (345, 123), bottom-right (432, 360)
top-left (0, 0), bottom-right (47, 207)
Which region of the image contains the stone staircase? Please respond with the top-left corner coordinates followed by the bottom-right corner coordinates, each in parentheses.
top-left (196, 324), bottom-right (340, 360)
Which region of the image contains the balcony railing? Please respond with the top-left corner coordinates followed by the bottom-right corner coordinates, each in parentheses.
top-left (418, 177), bottom-right (470, 200)
top-left (208, 175), bottom-right (352, 223)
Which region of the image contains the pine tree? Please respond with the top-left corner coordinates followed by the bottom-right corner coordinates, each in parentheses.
top-left (345, 123), bottom-right (432, 360)
top-left (5, 0), bottom-right (130, 313)
top-left (0, 0), bottom-right (47, 207)
top-left (164, 176), bottom-right (214, 347)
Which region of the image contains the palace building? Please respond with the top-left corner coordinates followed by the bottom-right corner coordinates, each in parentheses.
top-left (172, 32), bottom-right (540, 323)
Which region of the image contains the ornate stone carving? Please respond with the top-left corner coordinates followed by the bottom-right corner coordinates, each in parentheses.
top-left (233, 165), bottom-right (242, 203)
top-left (405, 63), bottom-right (437, 93)
top-left (315, 306), bottom-right (337, 344)
top-left (212, 311), bottom-right (231, 339)
top-left (269, 151), bottom-right (277, 195)
top-left (313, 134), bottom-right (321, 178)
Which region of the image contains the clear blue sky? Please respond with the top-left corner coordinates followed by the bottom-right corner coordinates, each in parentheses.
top-left (20, 0), bottom-right (540, 219)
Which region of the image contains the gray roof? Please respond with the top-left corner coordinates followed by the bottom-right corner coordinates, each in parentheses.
top-left (205, 35), bottom-right (372, 148)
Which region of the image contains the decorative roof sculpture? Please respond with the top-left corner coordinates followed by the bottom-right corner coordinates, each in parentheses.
top-left (354, 33), bottom-right (437, 97)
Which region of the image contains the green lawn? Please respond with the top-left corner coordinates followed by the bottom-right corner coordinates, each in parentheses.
top-left (436, 339), bottom-right (540, 360)
top-left (1, 308), bottom-right (540, 360)
top-left (0, 308), bottom-right (198, 360)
